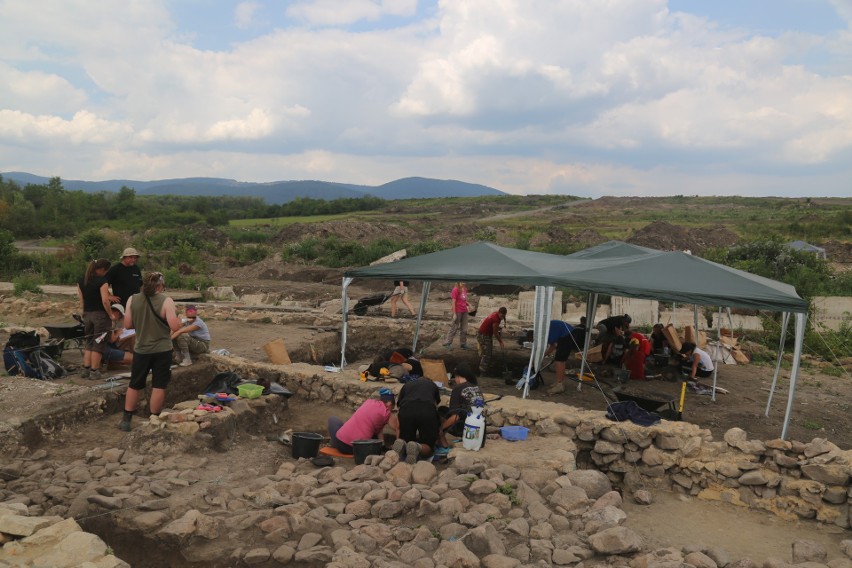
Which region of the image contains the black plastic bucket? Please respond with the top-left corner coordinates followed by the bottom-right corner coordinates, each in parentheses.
top-left (352, 439), bottom-right (383, 465)
top-left (291, 432), bottom-right (323, 459)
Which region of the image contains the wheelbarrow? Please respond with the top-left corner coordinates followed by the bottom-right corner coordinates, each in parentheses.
top-left (42, 314), bottom-right (86, 359)
top-left (351, 293), bottom-right (391, 316)
top-left (612, 386), bottom-right (680, 420)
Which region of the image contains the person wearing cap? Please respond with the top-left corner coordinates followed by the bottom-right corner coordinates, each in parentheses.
top-left (77, 258), bottom-right (118, 380)
top-left (119, 271), bottom-right (181, 432)
top-left (596, 313), bottom-right (631, 364)
top-left (107, 247), bottom-right (143, 308)
top-left (103, 303), bottom-right (134, 366)
top-left (438, 363), bottom-right (485, 447)
top-left (679, 341), bottom-right (715, 383)
top-left (170, 305), bottom-right (211, 367)
top-left (476, 307), bottom-right (507, 376)
top-left (327, 388), bottom-right (400, 455)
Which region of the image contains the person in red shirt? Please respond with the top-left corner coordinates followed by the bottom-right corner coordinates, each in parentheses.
top-left (476, 307), bottom-right (507, 375)
top-left (622, 331), bottom-right (652, 381)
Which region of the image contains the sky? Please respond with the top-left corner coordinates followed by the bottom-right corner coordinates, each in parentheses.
top-left (1, 0), bottom-right (851, 198)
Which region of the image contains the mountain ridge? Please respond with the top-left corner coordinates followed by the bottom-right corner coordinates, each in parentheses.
top-left (0, 172), bottom-right (506, 204)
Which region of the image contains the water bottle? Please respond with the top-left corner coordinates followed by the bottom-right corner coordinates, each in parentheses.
top-left (462, 399), bottom-right (485, 451)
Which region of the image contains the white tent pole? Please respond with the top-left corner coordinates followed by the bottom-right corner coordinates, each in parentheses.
top-left (522, 286), bottom-right (553, 399)
top-left (340, 277), bottom-right (354, 369)
top-left (693, 304), bottom-right (699, 339)
top-left (766, 312), bottom-right (791, 416)
top-left (711, 306), bottom-right (721, 402)
top-left (781, 312), bottom-right (806, 440)
top-left (411, 281), bottom-right (431, 354)
top-left (578, 293), bottom-right (598, 391)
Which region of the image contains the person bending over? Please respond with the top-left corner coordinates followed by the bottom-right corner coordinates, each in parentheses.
top-left (544, 319), bottom-right (584, 395)
top-left (439, 363), bottom-right (485, 447)
top-left (679, 342), bottom-right (715, 382)
top-left (328, 388), bottom-right (399, 454)
top-left (596, 313), bottom-right (631, 363)
top-left (476, 307), bottom-right (506, 376)
top-left (394, 375), bottom-right (441, 464)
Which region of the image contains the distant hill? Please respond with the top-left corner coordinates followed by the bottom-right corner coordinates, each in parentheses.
top-left (0, 172), bottom-right (505, 204)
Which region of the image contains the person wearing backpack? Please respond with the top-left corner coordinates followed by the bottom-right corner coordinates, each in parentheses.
top-left (77, 258), bottom-right (118, 380)
top-left (120, 271), bottom-right (181, 432)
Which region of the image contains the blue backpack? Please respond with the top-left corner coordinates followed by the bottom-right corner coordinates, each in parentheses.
top-left (3, 345), bottom-right (41, 378)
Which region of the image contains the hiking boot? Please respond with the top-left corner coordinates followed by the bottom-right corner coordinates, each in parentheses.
top-left (391, 438), bottom-right (406, 458)
top-left (405, 441), bottom-right (420, 465)
top-left (118, 419), bottom-right (131, 432)
top-left (547, 382), bottom-right (565, 395)
top-left (89, 370), bottom-right (103, 381)
top-left (179, 358), bottom-right (192, 367)
top-left (80, 368), bottom-right (90, 379)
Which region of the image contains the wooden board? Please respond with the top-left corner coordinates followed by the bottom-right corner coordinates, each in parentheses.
top-left (263, 338), bottom-right (292, 365)
top-left (683, 325), bottom-right (696, 344)
top-left (420, 358), bottom-right (448, 384)
top-left (663, 324), bottom-right (682, 353)
top-left (573, 344), bottom-right (603, 363)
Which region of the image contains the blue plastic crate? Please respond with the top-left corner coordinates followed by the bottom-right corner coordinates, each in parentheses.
top-left (500, 426), bottom-right (529, 441)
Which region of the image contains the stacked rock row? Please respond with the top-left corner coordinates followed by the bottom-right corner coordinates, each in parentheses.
top-left (222, 359), bottom-right (852, 530)
top-left (3, 446), bottom-right (852, 568)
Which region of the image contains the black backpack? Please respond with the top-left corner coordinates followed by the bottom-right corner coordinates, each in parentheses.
top-left (29, 349), bottom-right (66, 379)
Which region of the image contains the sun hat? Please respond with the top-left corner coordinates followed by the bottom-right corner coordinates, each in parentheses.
top-left (111, 303), bottom-right (125, 315)
top-left (121, 247), bottom-right (141, 258)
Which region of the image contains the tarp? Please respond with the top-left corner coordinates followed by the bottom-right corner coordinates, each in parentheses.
top-left (345, 241), bottom-right (808, 313)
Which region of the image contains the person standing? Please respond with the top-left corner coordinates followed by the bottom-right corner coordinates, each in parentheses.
top-left (476, 307), bottom-right (506, 375)
top-left (119, 272), bottom-right (181, 432)
top-left (107, 247), bottom-right (143, 308)
top-left (77, 259), bottom-right (117, 380)
top-left (170, 305), bottom-right (211, 367)
top-left (442, 282), bottom-right (470, 350)
top-left (390, 280), bottom-right (416, 317)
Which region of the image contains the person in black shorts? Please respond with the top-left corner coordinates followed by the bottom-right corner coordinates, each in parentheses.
top-left (394, 375), bottom-right (440, 464)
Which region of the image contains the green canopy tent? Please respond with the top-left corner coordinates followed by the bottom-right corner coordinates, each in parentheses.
top-left (342, 241), bottom-right (808, 439)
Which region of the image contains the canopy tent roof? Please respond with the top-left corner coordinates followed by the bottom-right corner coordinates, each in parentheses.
top-left (344, 241), bottom-right (808, 313)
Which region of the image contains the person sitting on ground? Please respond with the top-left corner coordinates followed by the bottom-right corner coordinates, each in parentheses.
top-left (544, 319), bottom-right (584, 395)
top-left (679, 341), bottom-right (715, 384)
top-left (327, 387), bottom-right (400, 455)
top-left (102, 303), bottom-right (134, 366)
top-left (389, 280), bottom-right (417, 317)
top-left (171, 305), bottom-right (211, 367)
top-left (476, 307), bottom-right (506, 376)
top-left (77, 258), bottom-right (118, 380)
top-left (393, 374), bottom-right (441, 465)
top-left (596, 313), bottom-right (631, 363)
top-left (622, 331), bottom-right (652, 381)
top-left (438, 363), bottom-right (485, 447)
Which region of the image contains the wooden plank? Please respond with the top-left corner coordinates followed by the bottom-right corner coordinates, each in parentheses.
top-left (263, 338), bottom-right (292, 365)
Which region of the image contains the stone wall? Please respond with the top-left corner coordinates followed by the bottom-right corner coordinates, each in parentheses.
top-left (213, 354), bottom-right (852, 531)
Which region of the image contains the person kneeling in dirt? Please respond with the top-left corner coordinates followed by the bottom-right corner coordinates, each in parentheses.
top-left (102, 303), bottom-right (134, 366)
top-left (394, 375), bottom-right (441, 465)
top-left (476, 307), bottom-right (506, 376)
top-left (438, 363), bottom-right (485, 447)
top-left (171, 305), bottom-right (211, 367)
top-left (328, 387), bottom-right (400, 455)
top-left (679, 341), bottom-right (715, 388)
top-left (120, 272), bottom-right (181, 432)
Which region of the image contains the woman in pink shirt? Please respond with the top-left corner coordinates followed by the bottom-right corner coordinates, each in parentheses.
top-left (442, 282), bottom-right (470, 350)
top-left (328, 388), bottom-right (399, 454)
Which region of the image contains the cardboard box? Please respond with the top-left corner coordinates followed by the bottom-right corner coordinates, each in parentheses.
top-left (663, 324), bottom-right (682, 353)
top-left (263, 338), bottom-right (292, 365)
top-left (419, 358), bottom-right (448, 383)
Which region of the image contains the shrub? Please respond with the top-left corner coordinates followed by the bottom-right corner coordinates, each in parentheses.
top-left (13, 272), bottom-right (43, 296)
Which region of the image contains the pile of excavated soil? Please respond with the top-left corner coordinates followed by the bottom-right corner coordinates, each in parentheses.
top-left (627, 221), bottom-right (739, 254)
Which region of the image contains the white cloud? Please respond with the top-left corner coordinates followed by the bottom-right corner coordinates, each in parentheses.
top-left (286, 0), bottom-right (417, 26)
top-left (235, 2), bottom-right (261, 29)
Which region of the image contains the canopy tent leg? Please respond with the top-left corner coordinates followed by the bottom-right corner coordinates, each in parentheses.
top-left (766, 312), bottom-right (791, 416)
top-left (411, 281), bottom-right (431, 354)
top-left (340, 277), bottom-right (354, 369)
top-left (693, 304), bottom-right (699, 340)
top-left (522, 285), bottom-right (554, 399)
top-left (781, 312), bottom-right (806, 440)
top-left (577, 293), bottom-right (599, 392)
top-left (711, 306), bottom-right (722, 402)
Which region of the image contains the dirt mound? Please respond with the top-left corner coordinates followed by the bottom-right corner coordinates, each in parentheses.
top-left (823, 240), bottom-right (852, 263)
top-left (627, 221), bottom-right (738, 254)
top-left (531, 224), bottom-right (605, 248)
top-left (272, 221), bottom-right (416, 245)
top-left (213, 252), bottom-right (343, 283)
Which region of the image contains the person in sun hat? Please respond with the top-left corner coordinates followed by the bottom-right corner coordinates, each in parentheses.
top-left (170, 304), bottom-right (211, 367)
top-left (327, 387), bottom-right (400, 455)
top-left (107, 247), bottom-right (143, 308)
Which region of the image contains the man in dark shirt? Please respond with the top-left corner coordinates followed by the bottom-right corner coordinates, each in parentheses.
top-left (395, 376), bottom-right (441, 464)
top-left (107, 247), bottom-right (143, 308)
top-left (596, 313), bottom-right (631, 363)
